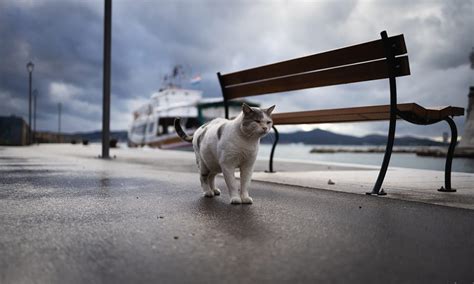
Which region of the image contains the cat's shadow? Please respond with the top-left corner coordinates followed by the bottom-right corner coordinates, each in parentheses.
top-left (192, 196), bottom-right (269, 241)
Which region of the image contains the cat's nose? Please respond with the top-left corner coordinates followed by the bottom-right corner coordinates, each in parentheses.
top-left (262, 126), bottom-right (268, 131)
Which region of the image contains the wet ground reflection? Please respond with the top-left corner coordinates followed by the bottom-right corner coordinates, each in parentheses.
top-left (0, 167), bottom-right (155, 200)
top-left (191, 196), bottom-right (270, 241)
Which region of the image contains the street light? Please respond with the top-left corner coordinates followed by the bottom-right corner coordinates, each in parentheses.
top-left (26, 61), bottom-right (34, 145)
top-left (102, 0), bottom-right (112, 158)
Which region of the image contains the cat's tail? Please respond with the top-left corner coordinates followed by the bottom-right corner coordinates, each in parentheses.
top-left (174, 117), bottom-right (193, 143)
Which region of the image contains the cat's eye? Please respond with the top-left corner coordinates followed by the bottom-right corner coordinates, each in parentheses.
top-left (266, 121), bottom-right (271, 124)
top-left (255, 120), bottom-right (261, 123)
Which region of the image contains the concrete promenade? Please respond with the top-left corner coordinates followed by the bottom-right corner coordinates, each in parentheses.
top-left (1, 144), bottom-right (474, 283)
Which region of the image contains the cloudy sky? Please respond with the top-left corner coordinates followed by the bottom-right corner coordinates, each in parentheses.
top-left (1, 0), bottom-right (473, 138)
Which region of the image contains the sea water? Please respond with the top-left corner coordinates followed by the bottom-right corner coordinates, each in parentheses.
top-left (258, 144), bottom-right (474, 173)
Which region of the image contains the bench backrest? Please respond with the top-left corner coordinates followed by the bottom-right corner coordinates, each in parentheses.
top-left (218, 34), bottom-right (410, 100)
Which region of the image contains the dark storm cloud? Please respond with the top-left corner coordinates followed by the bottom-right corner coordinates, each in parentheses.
top-left (0, 0), bottom-right (472, 138)
top-left (1, 1), bottom-right (102, 128)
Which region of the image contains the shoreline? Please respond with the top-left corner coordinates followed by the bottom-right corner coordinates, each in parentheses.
top-left (308, 145), bottom-right (474, 158)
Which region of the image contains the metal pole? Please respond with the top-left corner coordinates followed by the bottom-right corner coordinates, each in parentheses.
top-left (33, 90), bottom-right (37, 144)
top-left (58, 103), bottom-right (61, 143)
top-left (28, 71), bottom-right (32, 145)
top-left (102, 0), bottom-right (112, 159)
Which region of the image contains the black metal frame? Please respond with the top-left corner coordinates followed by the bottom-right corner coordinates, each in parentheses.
top-left (218, 31), bottom-right (459, 194)
top-left (264, 31), bottom-right (459, 193)
top-left (441, 117), bottom-right (458, 192)
top-left (366, 31), bottom-right (458, 195)
top-left (265, 126), bottom-right (279, 173)
top-left (393, 112), bottom-right (458, 192)
top-left (365, 31), bottom-right (399, 195)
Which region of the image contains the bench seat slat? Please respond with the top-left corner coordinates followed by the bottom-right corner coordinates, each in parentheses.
top-left (221, 35), bottom-right (407, 86)
top-left (225, 56), bottom-right (410, 99)
top-left (271, 103), bottom-right (464, 125)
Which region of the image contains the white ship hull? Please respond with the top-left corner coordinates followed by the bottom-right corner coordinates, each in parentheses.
top-left (128, 87), bottom-right (254, 149)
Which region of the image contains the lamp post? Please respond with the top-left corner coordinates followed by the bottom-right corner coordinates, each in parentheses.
top-left (102, 0), bottom-right (112, 158)
top-left (33, 89), bottom-right (38, 144)
top-left (26, 61), bottom-right (34, 145)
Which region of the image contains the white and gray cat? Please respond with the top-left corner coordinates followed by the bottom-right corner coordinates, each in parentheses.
top-left (174, 103), bottom-right (275, 204)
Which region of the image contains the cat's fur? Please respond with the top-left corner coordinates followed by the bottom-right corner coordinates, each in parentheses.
top-left (174, 103), bottom-right (275, 204)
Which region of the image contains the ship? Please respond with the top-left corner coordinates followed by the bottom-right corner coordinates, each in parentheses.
top-left (128, 66), bottom-right (256, 149)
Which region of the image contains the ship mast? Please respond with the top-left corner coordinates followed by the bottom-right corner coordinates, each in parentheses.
top-left (470, 47), bottom-right (474, 69)
top-left (161, 65), bottom-right (188, 90)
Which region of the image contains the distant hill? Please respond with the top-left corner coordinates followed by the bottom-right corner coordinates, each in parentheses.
top-left (69, 131), bottom-right (128, 142)
top-left (261, 128), bottom-right (446, 146)
top-left (67, 128), bottom-right (444, 146)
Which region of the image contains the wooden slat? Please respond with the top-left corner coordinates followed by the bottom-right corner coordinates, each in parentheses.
top-left (271, 103), bottom-right (464, 125)
top-left (225, 56), bottom-right (410, 99)
top-left (221, 34), bottom-right (407, 86)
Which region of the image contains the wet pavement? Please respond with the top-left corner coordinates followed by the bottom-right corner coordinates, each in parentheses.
top-left (1, 145), bottom-right (474, 283)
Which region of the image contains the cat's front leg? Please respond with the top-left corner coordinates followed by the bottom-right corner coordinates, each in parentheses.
top-left (221, 166), bottom-right (241, 204)
top-left (240, 163), bottom-right (254, 204)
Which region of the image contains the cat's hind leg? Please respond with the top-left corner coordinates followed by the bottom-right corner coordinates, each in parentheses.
top-left (208, 173), bottom-right (221, 196)
top-left (199, 166), bottom-right (215, 198)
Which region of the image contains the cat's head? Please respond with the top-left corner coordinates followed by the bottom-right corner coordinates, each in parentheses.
top-left (240, 103), bottom-right (275, 138)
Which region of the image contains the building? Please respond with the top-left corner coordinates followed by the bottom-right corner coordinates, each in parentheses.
top-left (456, 48), bottom-right (474, 156)
top-left (35, 131), bottom-right (75, 143)
top-left (458, 87), bottom-right (474, 150)
top-left (0, 116), bottom-right (29, 146)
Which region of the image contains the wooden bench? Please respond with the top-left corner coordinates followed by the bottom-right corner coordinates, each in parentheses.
top-left (217, 31), bottom-right (464, 195)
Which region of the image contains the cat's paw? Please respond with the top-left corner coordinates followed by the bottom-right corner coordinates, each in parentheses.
top-left (241, 195), bottom-right (253, 204)
top-left (230, 196), bottom-right (242, 204)
top-left (203, 190), bottom-right (215, 198)
top-left (213, 188), bottom-right (221, 196)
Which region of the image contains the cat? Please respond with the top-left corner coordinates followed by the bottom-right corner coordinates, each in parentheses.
top-left (174, 103), bottom-right (275, 204)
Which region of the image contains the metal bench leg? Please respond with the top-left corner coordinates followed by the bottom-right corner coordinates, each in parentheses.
top-left (366, 30), bottom-right (399, 196)
top-left (439, 117), bottom-right (457, 192)
top-left (367, 115), bottom-right (396, 195)
top-left (266, 126), bottom-right (279, 173)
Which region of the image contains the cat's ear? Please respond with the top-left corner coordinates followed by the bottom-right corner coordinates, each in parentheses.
top-left (265, 105), bottom-right (276, 115)
top-left (242, 103), bottom-right (253, 115)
